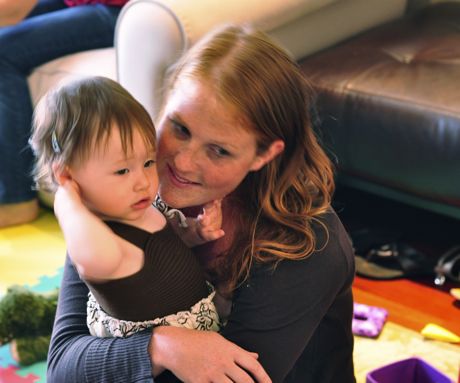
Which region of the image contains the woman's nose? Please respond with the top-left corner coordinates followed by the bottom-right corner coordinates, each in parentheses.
top-left (173, 147), bottom-right (200, 173)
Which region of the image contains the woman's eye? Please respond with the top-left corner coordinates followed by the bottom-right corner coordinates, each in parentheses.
top-left (210, 145), bottom-right (231, 158)
top-left (144, 159), bottom-right (156, 168)
top-left (115, 168), bottom-right (129, 175)
top-left (171, 119), bottom-right (190, 138)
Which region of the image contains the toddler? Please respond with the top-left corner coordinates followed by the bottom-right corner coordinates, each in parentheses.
top-left (29, 76), bottom-right (223, 337)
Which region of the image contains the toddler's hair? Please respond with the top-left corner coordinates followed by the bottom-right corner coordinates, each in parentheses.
top-left (30, 76), bottom-right (156, 192)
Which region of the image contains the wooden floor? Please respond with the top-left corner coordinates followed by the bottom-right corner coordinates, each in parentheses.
top-left (334, 187), bottom-right (460, 337)
top-left (353, 276), bottom-right (460, 336)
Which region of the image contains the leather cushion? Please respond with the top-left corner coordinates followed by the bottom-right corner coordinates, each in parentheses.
top-left (300, 2), bottom-right (460, 208)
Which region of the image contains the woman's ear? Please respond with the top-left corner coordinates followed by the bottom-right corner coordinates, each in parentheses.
top-left (52, 162), bottom-right (72, 186)
top-left (250, 140), bottom-right (285, 172)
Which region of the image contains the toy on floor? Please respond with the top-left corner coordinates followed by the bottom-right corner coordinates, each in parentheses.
top-left (421, 323), bottom-right (460, 343)
top-left (0, 285), bottom-right (58, 365)
top-left (450, 288), bottom-right (460, 300)
top-left (366, 357), bottom-right (452, 383)
top-left (352, 303), bottom-right (388, 338)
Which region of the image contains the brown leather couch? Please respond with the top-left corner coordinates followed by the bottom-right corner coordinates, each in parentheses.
top-left (300, 2), bottom-right (460, 220)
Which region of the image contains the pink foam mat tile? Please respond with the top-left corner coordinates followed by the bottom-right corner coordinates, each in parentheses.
top-left (0, 365), bottom-right (40, 383)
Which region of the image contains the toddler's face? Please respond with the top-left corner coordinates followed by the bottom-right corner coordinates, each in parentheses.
top-left (69, 125), bottom-right (158, 222)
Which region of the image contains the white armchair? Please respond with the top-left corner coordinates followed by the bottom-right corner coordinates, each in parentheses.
top-left (28, 48), bottom-right (117, 107)
top-left (114, 0), bottom-right (406, 121)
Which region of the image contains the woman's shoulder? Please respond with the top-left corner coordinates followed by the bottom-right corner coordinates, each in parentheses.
top-left (251, 208), bottom-right (354, 283)
top-left (313, 208), bottom-right (354, 258)
top-left (231, 208), bottom-right (355, 329)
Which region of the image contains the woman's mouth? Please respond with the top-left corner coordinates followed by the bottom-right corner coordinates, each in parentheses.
top-left (167, 165), bottom-right (200, 187)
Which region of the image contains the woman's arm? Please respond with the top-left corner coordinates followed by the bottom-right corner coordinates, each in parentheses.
top-left (47, 255), bottom-right (155, 382)
top-left (150, 211), bottom-right (354, 383)
top-left (150, 327), bottom-right (269, 383)
top-left (0, 0), bottom-right (37, 26)
top-left (220, 212), bottom-right (355, 382)
top-left (49, 256), bottom-right (269, 383)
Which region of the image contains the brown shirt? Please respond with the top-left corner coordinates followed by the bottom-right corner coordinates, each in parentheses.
top-left (84, 221), bottom-right (209, 322)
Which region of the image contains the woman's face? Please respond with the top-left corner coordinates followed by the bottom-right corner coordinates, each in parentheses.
top-left (156, 77), bottom-right (270, 208)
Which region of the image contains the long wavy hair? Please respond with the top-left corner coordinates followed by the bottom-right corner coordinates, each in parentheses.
top-left (166, 25), bottom-right (335, 292)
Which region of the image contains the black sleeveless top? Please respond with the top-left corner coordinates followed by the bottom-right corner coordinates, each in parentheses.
top-left (85, 221), bottom-right (209, 322)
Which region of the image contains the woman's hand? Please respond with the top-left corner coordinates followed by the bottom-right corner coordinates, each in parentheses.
top-left (150, 326), bottom-right (271, 383)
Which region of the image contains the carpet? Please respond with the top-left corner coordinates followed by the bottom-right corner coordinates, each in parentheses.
top-left (354, 321), bottom-right (459, 382)
top-left (0, 209), bottom-right (458, 382)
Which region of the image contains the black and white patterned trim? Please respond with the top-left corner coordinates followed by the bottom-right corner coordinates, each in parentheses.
top-left (87, 288), bottom-right (220, 338)
top-left (153, 195), bottom-right (188, 228)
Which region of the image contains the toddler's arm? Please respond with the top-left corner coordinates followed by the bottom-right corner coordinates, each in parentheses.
top-left (54, 180), bottom-right (127, 281)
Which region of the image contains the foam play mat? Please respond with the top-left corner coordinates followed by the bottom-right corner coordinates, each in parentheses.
top-left (0, 209), bottom-right (65, 383)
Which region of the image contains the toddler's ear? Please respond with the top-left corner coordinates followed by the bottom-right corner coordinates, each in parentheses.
top-left (52, 162), bottom-right (72, 185)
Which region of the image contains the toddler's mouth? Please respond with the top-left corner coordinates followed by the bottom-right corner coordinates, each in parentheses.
top-left (132, 198), bottom-right (152, 210)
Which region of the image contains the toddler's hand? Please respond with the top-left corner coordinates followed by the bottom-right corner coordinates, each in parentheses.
top-left (54, 179), bottom-right (82, 217)
top-left (196, 199), bottom-right (225, 242)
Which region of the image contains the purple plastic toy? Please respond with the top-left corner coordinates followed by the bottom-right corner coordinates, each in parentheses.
top-left (352, 303), bottom-right (388, 338)
top-left (366, 357), bottom-right (453, 383)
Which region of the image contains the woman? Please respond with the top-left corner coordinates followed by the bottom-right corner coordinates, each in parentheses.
top-left (47, 24), bottom-right (356, 383)
top-left (0, 0), bottom-right (128, 227)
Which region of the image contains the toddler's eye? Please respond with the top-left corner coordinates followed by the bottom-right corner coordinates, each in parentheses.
top-left (144, 159), bottom-right (156, 168)
top-left (115, 168), bottom-right (129, 175)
